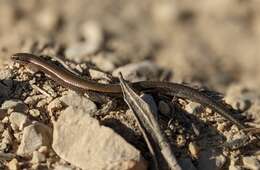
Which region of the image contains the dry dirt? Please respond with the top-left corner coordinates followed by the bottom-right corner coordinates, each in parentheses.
top-left (0, 0), bottom-right (260, 170)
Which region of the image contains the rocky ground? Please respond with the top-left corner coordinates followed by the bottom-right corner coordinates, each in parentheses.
top-left (0, 0), bottom-right (260, 170)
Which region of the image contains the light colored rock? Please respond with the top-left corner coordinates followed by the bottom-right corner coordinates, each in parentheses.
top-left (9, 112), bottom-right (29, 131)
top-left (52, 106), bottom-right (147, 170)
top-left (243, 156), bottom-right (260, 170)
top-left (17, 122), bottom-right (52, 156)
top-left (47, 98), bottom-right (63, 115)
top-left (112, 61), bottom-right (161, 82)
top-left (198, 150), bottom-right (226, 170)
top-left (7, 158), bottom-right (19, 170)
top-left (1, 100), bottom-right (28, 113)
top-left (185, 102), bottom-right (201, 114)
top-left (31, 151), bottom-right (46, 164)
top-left (29, 109), bottom-right (41, 117)
top-left (189, 142), bottom-right (199, 159)
top-left (60, 91), bottom-right (97, 116)
top-left (91, 53), bottom-right (116, 72)
top-left (65, 21), bottom-right (103, 62)
top-left (0, 69), bottom-right (12, 80)
top-left (89, 69), bottom-right (111, 81)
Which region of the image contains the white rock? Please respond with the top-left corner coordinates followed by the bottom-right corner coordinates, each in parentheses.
top-left (52, 106), bottom-right (147, 170)
top-left (17, 122), bottom-right (52, 156)
top-left (185, 102), bottom-right (201, 114)
top-left (65, 21), bottom-right (103, 62)
top-left (9, 112), bottom-right (29, 131)
top-left (91, 53), bottom-right (116, 72)
top-left (112, 61), bottom-right (161, 82)
top-left (31, 151), bottom-right (46, 164)
top-left (7, 158), bottom-right (19, 170)
top-left (60, 91), bottom-right (97, 116)
top-left (1, 100), bottom-right (28, 113)
top-left (243, 156), bottom-right (260, 170)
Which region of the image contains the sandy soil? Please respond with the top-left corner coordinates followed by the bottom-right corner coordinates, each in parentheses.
top-left (0, 0), bottom-right (260, 169)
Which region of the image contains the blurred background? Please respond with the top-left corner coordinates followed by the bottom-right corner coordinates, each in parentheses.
top-left (1, 0), bottom-right (260, 91)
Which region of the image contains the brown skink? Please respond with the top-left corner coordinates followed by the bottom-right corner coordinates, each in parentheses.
top-left (11, 53), bottom-right (246, 129)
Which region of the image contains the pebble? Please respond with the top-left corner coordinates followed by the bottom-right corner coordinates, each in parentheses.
top-left (0, 68), bottom-right (12, 80)
top-left (198, 150), bottom-right (226, 170)
top-left (9, 112), bottom-right (29, 131)
top-left (185, 102), bottom-right (201, 114)
top-left (1, 100), bottom-right (28, 113)
top-left (188, 142), bottom-right (200, 159)
top-left (7, 158), bottom-right (19, 170)
top-left (31, 151), bottom-right (46, 164)
top-left (52, 106), bottom-right (147, 170)
top-left (176, 135), bottom-right (186, 147)
top-left (91, 53), bottom-right (116, 72)
top-left (243, 156), bottom-right (260, 170)
top-left (112, 61), bottom-right (161, 82)
top-left (36, 9), bottom-right (60, 31)
top-left (17, 122), bottom-right (52, 156)
top-left (65, 21), bottom-right (103, 62)
top-left (60, 91), bottom-right (97, 116)
top-left (89, 69), bottom-right (111, 81)
top-left (29, 109), bottom-right (41, 117)
top-left (225, 85), bottom-right (254, 111)
top-left (158, 101), bottom-right (171, 116)
top-left (47, 98), bottom-right (63, 115)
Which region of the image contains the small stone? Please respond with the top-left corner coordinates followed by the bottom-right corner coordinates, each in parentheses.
top-left (112, 61), bottom-right (161, 82)
top-left (0, 68), bottom-right (12, 80)
top-left (217, 122), bottom-right (227, 133)
top-left (189, 142), bottom-right (200, 159)
top-left (36, 9), bottom-right (59, 31)
top-left (65, 21), bottom-right (103, 62)
top-left (185, 102), bottom-right (201, 114)
top-left (31, 151), bottom-right (46, 164)
top-left (2, 129), bottom-right (12, 144)
top-left (91, 53), bottom-right (116, 72)
top-left (52, 106), bottom-right (147, 170)
top-left (89, 69), bottom-right (111, 81)
top-left (60, 91), bottom-right (97, 116)
top-left (1, 100), bottom-right (28, 113)
top-left (243, 156), bottom-right (260, 170)
top-left (7, 158), bottom-right (19, 170)
top-left (158, 101), bottom-right (171, 116)
top-left (38, 146), bottom-right (48, 154)
top-left (17, 122), bottom-right (52, 156)
top-left (176, 135), bottom-right (186, 147)
top-left (29, 109), bottom-right (41, 117)
top-left (47, 98), bottom-right (63, 115)
top-left (9, 112), bottom-right (29, 131)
